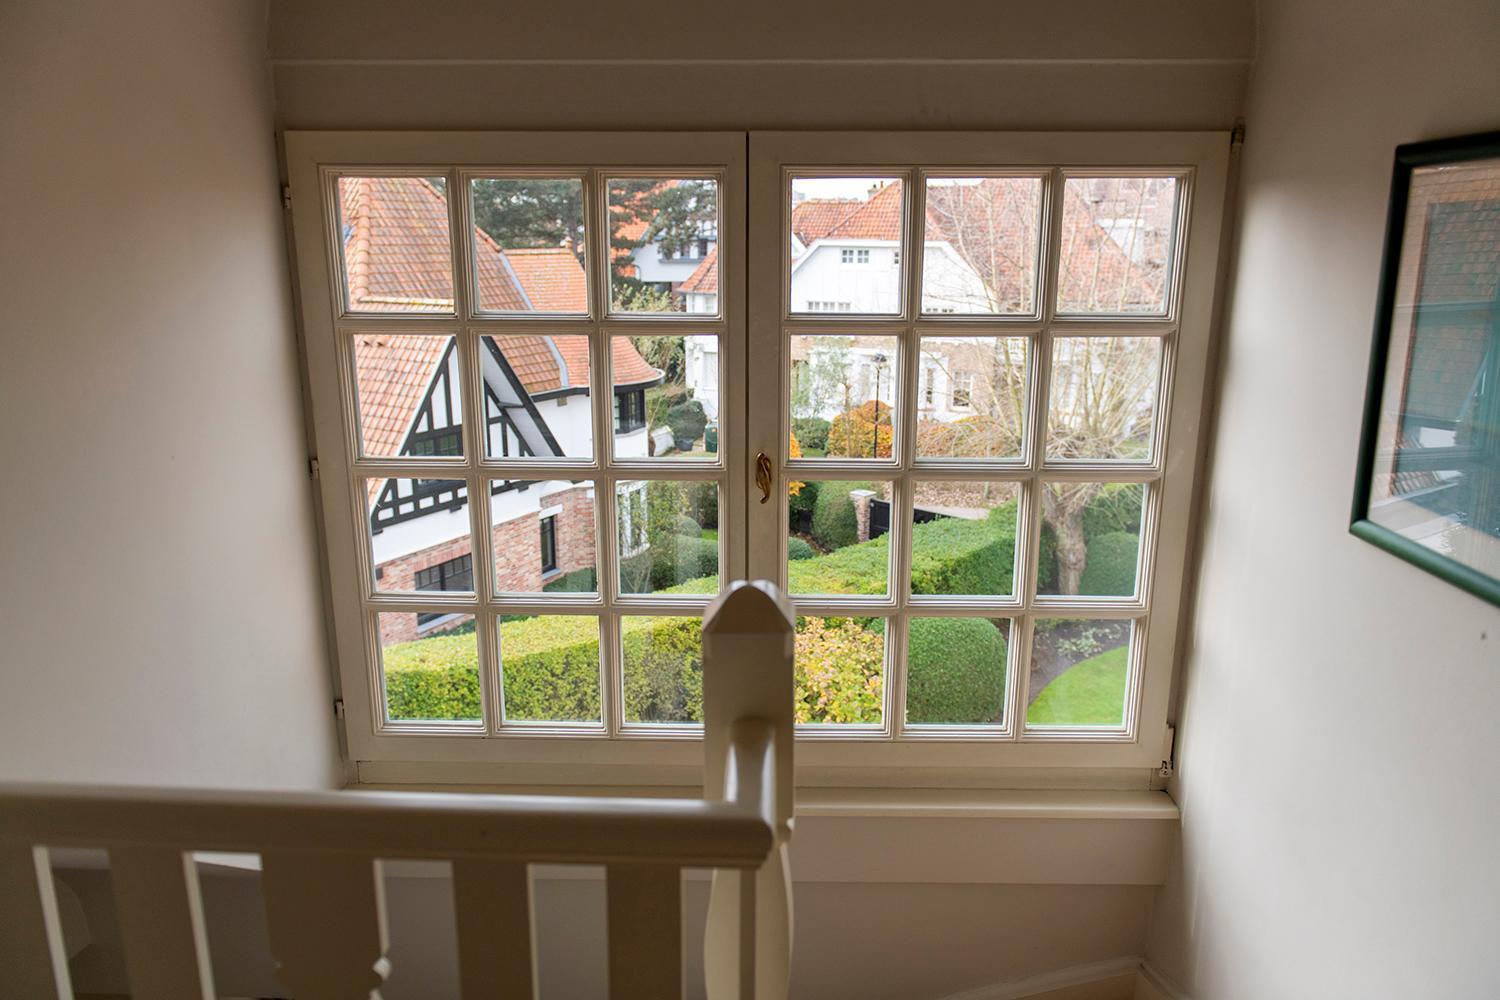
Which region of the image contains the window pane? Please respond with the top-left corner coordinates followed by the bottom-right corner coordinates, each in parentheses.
top-left (622, 615), bottom-right (703, 724)
top-left (790, 176), bottom-right (904, 316)
top-left (489, 481), bottom-right (597, 595)
top-left (1026, 618), bottom-right (1133, 728)
top-left (337, 176), bottom-right (454, 314)
top-left (378, 611), bottom-right (480, 723)
top-left (608, 178), bottom-right (719, 314)
top-left (1046, 337), bottom-right (1162, 461)
top-left (789, 334), bottom-right (899, 460)
top-left (479, 335), bottom-right (592, 460)
top-left (916, 336), bottom-right (1028, 460)
top-left (787, 480), bottom-right (892, 596)
top-left (1057, 176), bottom-right (1178, 315)
top-left (1038, 482), bottom-right (1145, 598)
top-left (619, 334), bottom-right (719, 459)
top-left (906, 617), bottom-right (1010, 726)
top-left (353, 334), bottom-right (462, 459)
top-left (615, 480), bottom-right (721, 595)
top-left (909, 481), bottom-right (1020, 598)
top-left (923, 177), bottom-right (1043, 315)
top-left (498, 614), bottom-right (601, 724)
top-left (469, 178), bottom-right (587, 313)
top-left (795, 615), bottom-right (885, 725)
top-left (364, 477), bottom-right (473, 594)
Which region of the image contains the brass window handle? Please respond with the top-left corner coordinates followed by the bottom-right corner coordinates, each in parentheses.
top-left (755, 452), bottom-right (773, 504)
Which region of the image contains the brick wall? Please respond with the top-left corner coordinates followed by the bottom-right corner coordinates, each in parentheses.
top-left (376, 486), bottom-right (601, 646)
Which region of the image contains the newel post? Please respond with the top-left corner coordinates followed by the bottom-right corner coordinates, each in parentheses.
top-left (702, 580), bottom-right (795, 1000)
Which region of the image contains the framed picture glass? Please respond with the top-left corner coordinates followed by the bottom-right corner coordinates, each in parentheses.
top-left (1352, 130), bottom-right (1500, 606)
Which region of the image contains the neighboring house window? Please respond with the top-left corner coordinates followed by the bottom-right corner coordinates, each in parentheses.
top-left (923, 367), bottom-right (936, 405)
top-left (617, 484), bottom-right (649, 556)
top-left (950, 370), bottom-right (975, 408)
top-left (614, 389), bottom-right (646, 433)
top-left (840, 248), bottom-right (870, 264)
top-left (807, 301), bottom-right (853, 312)
top-left (408, 430), bottom-right (462, 457)
top-left (539, 515), bottom-right (558, 575)
top-left (414, 554), bottom-right (473, 626)
top-left (893, 249), bottom-right (901, 267)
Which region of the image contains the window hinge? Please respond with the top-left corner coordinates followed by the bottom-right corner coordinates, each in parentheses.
top-left (334, 699), bottom-right (345, 720)
top-left (1158, 723), bottom-right (1177, 778)
top-left (282, 185), bottom-right (293, 210)
top-left (308, 456), bottom-right (320, 480)
top-left (1230, 122), bottom-right (1246, 155)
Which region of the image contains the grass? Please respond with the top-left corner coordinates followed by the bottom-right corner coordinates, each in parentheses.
top-left (1026, 645), bottom-right (1128, 727)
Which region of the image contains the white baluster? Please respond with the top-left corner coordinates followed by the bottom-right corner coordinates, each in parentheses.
top-left (109, 847), bottom-right (215, 999)
top-left (607, 864), bottom-right (682, 999)
top-left (261, 852), bottom-right (390, 1000)
top-left (702, 581), bottom-right (796, 1000)
top-left (452, 859), bottom-right (536, 1000)
top-left (0, 845), bottom-right (72, 1000)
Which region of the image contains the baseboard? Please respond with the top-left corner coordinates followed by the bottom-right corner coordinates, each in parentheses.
top-left (1135, 961), bottom-right (1192, 1000)
top-left (933, 957), bottom-right (1193, 1000)
top-left (936, 956), bottom-right (1143, 1000)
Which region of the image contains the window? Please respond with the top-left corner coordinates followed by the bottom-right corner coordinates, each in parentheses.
top-left (949, 369), bottom-right (975, 409)
top-left (539, 515), bottom-right (558, 574)
top-left (614, 389), bottom-right (646, 433)
top-left (290, 131), bottom-right (1225, 782)
top-left (414, 554), bottom-right (473, 626)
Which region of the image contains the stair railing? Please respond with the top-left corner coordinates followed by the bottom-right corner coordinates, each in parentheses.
top-left (0, 579), bottom-right (796, 1000)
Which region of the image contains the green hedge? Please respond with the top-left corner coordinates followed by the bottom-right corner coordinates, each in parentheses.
top-left (383, 615), bottom-right (706, 724)
top-left (786, 537), bottom-right (816, 561)
top-left (543, 568), bottom-right (597, 593)
top-left (910, 504), bottom-right (1017, 596)
top-left (811, 481), bottom-right (871, 551)
top-left (792, 416), bottom-right (831, 452)
top-left (1081, 483), bottom-right (1144, 540)
top-left (1080, 531), bottom-right (1139, 597)
top-left (905, 617), bottom-right (1006, 724)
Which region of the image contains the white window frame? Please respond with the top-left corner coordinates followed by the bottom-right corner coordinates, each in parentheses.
top-left (286, 132), bottom-right (746, 778)
top-left (746, 132), bottom-right (1228, 781)
top-left (287, 130), bottom-right (1227, 787)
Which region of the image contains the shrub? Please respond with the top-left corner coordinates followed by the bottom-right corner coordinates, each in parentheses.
top-left (792, 416), bottom-right (831, 453)
top-left (670, 513), bottom-right (701, 538)
top-left (788, 535), bottom-right (890, 595)
top-left (542, 568), bottom-right (597, 593)
top-left (638, 534), bottom-right (718, 591)
top-left (908, 502), bottom-right (1019, 596)
top-left (904, 617), bottom-right (1006, 724)
top-left (788, 479), bottom-right (818, 532)
top-left (827, 400), bottom-right (893, 458)
top-left (786, 537), bottom-right (816, 561)
top-left (666, 399), bottom-right (707, 447)
top-left (1080, 531), bottom-right (1139, 596)
top-left (622, 616), bottom-right (704, 723)
top-left (1082, 483), bottom-right (1144, 540)
top-left (811, 481), bottom-right (872, 551)
top-left (680, 479), bottom-right (718, 529)
top-left (794, 616), bottom-right (883, 723)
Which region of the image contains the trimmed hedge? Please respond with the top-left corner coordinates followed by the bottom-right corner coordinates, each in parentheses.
top-left (811, 481), bottom-right (872, 551)
top-left (910, 504), bottom-right (1018, 596)
top-left (383, 615), bottom-right (706, 724)
top-left (786, 537), bottom-right (816, 561)
top-left (1080, 531), bottom-right (1139, 597)
top-left (543, 568), bottom-right (597, 593)
top-left (905, 617), bottom-right (1006, 724)
top-left (1081, 483), bottom-right (1144, 539)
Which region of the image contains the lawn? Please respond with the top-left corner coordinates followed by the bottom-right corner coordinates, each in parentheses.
top-left (1025, 645), bottom-right (1128, 726)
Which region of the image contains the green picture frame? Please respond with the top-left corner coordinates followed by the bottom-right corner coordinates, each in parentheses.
top-left (1350, 129), bottom-right (1500, 607)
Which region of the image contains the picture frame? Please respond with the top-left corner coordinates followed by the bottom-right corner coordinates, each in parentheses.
top-left (1351, 129), bottom-right (1500, 607)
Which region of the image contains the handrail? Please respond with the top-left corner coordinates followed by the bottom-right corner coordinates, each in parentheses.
top-left (0, 722), bottom-right (777, 869)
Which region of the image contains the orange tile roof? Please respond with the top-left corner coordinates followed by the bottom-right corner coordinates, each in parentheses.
top-left (680, 247), bottom-right (718, 294)
top-left (342, 176), bottom-right (659, 476)
top-left (501, 248), bottom-right (588, 312)
top-left (791, 181), bottom-right (905, 244)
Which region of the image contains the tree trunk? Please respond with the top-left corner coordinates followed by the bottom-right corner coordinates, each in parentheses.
top-left (1053, 508), bottom-right (1089, 596)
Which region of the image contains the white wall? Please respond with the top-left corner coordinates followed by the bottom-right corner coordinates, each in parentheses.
top-left (266, 0), bottom-right (1252, 131)
top-left (0, 2), bottom-right (340, 789)
top-left (1148, 0), bottom-right (1500, 995)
